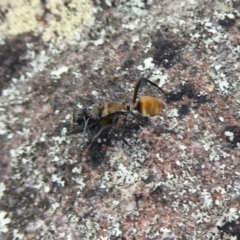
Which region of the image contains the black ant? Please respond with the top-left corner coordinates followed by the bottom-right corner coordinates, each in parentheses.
top-left (67, 78), bottom-right (166, 148)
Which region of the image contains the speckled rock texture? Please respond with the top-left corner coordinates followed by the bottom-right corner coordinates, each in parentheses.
top-left (0, 0), bottom-right (240, 239)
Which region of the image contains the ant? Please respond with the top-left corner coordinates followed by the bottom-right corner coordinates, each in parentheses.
top-left (67, 78), bottom-right (167, 148)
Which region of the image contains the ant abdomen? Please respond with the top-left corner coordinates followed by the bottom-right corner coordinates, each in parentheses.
top-left (136, 96), bottom-right (163, 116)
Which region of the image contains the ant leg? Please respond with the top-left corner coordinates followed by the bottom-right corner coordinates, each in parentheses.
top-left (87, 117), bottom-right (119, 148)
top-left (82, 116), bottom-right (90, 137)
top-left (144, 78), bottom-right (166, 94)
top-left (88, 121), bottom-right (100, 130)
top-left (131, 111), bottom-right (176, 134)
top-left (118, 116), bottom-right (127, 138)
top-left (118, 116), bottom-right (131, 146)
top-left (67, 125), bottom-right (84, 135)
top-left (67, 118), bottom-right (100, 136)
top-left (133, 77), bottom-right (166, 103)
top-left (121, 137), bottom-right (130, 146)
top-left (129, 111), bottom-right (149, 126)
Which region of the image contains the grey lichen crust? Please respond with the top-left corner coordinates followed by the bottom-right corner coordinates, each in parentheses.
top-left (1, 0), bottom-right (240, 239)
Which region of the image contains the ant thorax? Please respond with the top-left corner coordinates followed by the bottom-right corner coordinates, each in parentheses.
top-left (128, 103), bottom-right (134, 112)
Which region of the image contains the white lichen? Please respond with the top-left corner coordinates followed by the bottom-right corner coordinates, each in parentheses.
top-left (0, 182), bottom-right (6, 200)
top-left (0, 211), bottom-right (11, 233)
